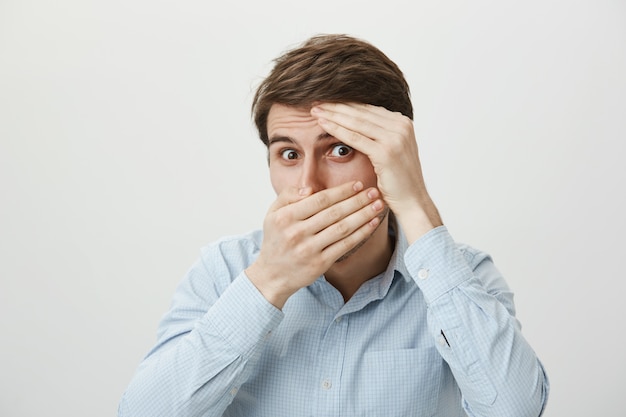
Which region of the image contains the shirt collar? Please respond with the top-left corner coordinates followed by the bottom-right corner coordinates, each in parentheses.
top-left (350, 213), bottom-right (412, 305)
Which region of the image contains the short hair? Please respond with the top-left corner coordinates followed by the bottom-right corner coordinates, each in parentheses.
top-left (252, 34), bottom-right (413, 146)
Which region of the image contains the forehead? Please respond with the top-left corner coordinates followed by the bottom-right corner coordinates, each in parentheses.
top-left (266, 104), bottom-right (322, 139)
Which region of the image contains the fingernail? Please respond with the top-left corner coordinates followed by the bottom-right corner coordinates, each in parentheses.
top-left (299, 187), bottom-right (311, 196)
top-left (353, 181), bottom-right (363, 192)
top-left (372, 200), bottom-right (383, 211)
top-left (367, 189), bottom-right (379, 199)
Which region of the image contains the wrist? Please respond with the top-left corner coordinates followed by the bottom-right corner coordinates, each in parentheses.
top-left (392, 197), bottom-right (443, 245)
top-left (245, 262), bottom-right (295, 310)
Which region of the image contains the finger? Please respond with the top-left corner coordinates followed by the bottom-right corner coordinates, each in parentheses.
top-left (289, 180), bottom-right (364, 220)
top-left (269, 185), bottom-right (313, 212)
top-left (306, 187), bottom-right (382, 234)
top-left (311, 104), bottom-right (382, 155)
top-left (312, 102), bottom-right (387, 133)
top-left (315, 102), bottom-right (399, 133)
top-left (318, 205), bottom-right (388, 263)
top-left (315, 116), bottom-right (379, 156)
top-left (312, 103), bottom-right (409, 146)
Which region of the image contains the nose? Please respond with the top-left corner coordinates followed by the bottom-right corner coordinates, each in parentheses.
top-left (299, 158), bottom-right (325, 193)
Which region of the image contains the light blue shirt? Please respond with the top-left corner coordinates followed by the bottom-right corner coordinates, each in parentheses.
top-left (119, 225), bottom-right (549, 416)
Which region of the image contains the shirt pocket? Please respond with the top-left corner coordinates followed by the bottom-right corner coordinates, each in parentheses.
top-left (353, 347), bottom-right (442, 417)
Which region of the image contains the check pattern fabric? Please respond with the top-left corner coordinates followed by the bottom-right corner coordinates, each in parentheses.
top-left (119, 226), bottom-right (549, 417)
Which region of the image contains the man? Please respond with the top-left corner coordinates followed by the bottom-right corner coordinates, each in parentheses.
top-left (119, 34), bottom-right (549, 416)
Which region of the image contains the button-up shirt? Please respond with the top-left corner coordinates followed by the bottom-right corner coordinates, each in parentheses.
top-left (119, 226), bottom-right (549, 416)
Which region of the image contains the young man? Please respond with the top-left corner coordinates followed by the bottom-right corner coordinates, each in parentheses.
top-left (119, 34), bottom-right (549, 416)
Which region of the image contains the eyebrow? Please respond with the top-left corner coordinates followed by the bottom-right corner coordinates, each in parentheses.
top-left (268, 132), bottom-right (334, 146)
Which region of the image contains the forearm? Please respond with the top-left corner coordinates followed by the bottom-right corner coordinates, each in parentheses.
top-left (119, 274), bottom-right (283, 417)
top-left (392, 195), bottom-right (443, 245)
top-left (427, 280), bottom-right (548, 416)
top-left (406, 227), bottom-right (549, 417)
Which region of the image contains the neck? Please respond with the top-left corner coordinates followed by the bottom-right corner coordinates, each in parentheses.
top-left (325, 214), bottom-right (394, 301)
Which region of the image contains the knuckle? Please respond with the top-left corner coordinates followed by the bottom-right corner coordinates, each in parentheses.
top-left (333, 220), bottom-right (349, 237)
top-left (294, 225), bottom-right (308, 241)
top-left (283, 231), bottom-right (297, 247)
top-left (285, 224), bottom-right (304, 243)
top-left (325, 205), bottom-right (342, 222)
top-left (294, 241), bottom-right (312, 259)
top-left (349, 130), bottom-right (362, 143)
top-left (314, 193), bottom-right (330, 210)
top-left (274, 210), bottom-right (292, 228)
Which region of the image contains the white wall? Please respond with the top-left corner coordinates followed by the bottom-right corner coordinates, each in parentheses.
top-left (1, 0), bottom-right (624, 415)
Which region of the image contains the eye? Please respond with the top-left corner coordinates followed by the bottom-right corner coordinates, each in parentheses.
top-left (280, 149), bottom-right (299, 160)
top-left (330, 144), bottom-right (353, 157)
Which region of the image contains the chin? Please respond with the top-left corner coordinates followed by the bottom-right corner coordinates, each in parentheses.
top-left (335, 207), bottom-right (389, 263)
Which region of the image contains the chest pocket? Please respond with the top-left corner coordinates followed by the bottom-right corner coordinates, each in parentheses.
top-left (352, 347), bottom-right (442, 417)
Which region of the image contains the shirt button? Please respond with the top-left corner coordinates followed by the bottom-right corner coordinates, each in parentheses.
top-left (230, 387), bottom-right (239, 396)
top-left (335, 317), bottom-right (342, 323)
top-left (438, 335), bottom-right (448, 347)
top-left (418, 268), bottom-right (429, 280)
top-left (321, 379), bottom-right (332, 390)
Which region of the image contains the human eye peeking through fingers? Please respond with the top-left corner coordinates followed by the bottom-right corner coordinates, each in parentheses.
top-left (328, 143), bottom-right (353, 158)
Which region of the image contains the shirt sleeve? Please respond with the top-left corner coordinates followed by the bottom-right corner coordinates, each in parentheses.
top-left (404, 226), bottom-right (550, 417)
top-left (118, 238), bottom-right (284, 417)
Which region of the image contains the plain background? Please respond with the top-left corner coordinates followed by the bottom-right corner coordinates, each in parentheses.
top-left (1, 0), bottom-right (624, 416)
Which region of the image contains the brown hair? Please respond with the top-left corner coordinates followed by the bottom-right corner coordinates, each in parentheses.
top-left (252, 34), bottom-right (413, 146)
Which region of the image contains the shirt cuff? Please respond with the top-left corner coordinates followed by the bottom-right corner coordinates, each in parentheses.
top-left (404, 226), bottom-right (474, 304)
top-left (201, 272), bottom-right (284, 358)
